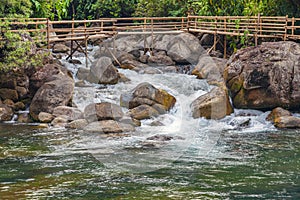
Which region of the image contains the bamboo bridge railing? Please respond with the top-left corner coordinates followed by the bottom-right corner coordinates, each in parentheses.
top-left (1, 15), bottom-right (300, 61)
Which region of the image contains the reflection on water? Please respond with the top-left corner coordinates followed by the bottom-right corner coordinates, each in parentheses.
top-left (0, 123), bottom-right (299, 199)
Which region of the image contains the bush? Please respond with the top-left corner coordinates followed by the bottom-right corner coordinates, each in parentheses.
top-left (0, 22), bottom-right (48, 72)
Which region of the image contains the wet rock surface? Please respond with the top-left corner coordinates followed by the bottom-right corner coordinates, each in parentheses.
top-left (84, 102), bottom-right (124, 123)
top-left (191, 86), bottom-right (233, 119)
top-left (87, 57), bottom-right (120, 84)
top-left (224, 41), bottom-right (300, 111)
top-left (29, 65), bottom-right (74, 121)
top-left (121, 82), bottom-right (176, 121)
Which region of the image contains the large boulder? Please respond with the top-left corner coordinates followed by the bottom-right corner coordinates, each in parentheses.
top-left (29, 68), bottom-right (74, 121)
top-left (114, 35), bottom-right (141, 52)
top-left (87, 57), bottom-right (119, 84)
top-left (224, 41), bottom-right (300, 111)
top-left (191, 86), bottom-right (233, 119)
top-left (84, 120), bottom-right (135, 133)
top-left (30, 63), bottom-right (63, 91)
top-left (166, 33), bottom-right (204, 64)
top-left (84, 102), bottom-right (124, 123)
top-left (192, 55), bottom-right (227, 84)
top-left (122, 82), bottom-right (176, 111)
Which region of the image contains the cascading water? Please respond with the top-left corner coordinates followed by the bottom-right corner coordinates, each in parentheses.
top-left (55, 45), bottom-right (278, 173)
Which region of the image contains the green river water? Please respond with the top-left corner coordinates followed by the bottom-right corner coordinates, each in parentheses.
top-left (0, 123), bottom-right (299, 199)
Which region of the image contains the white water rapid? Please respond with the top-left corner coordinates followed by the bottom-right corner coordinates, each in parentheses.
top-left (48, 46), bottom-right (278, 173)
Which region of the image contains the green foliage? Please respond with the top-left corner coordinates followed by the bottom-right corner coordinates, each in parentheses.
top-left (67, 0), bottom-right (97, 19)
top-left (0, 22), bottom-right (48, 72)
top-left (0, 0), bottom-right (32, 18)
top-left (1, 0), bottom-right (299, 20)
top-left (91, 0), bottom-right (136, 18)
top-left (186, 0), bottom-right (299, 17)
top-left (30, 0), bottom-right (72, 20)
top-left (134, 0), bottom-right (186, 17)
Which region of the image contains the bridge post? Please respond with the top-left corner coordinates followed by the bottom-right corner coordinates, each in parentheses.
top-left (70, 18), bottom-right (74, 60)
top-left (187, 14), bottom-right (190, 32)
top-left (284, 15), bottom-right (288, 41)
top-left (46, 18), bottom-right (50, 49)
top-left (255, 15), bottom-right (259, 46)
top-left (84, 19), bottom-right (88, 67)
top-left (224, 18), bottom-right (227, 58)
top-left (213, 17), bottom-right (217, 51)
top-left (151, 18), bottom-right (154, 54)
top-left (292, 17), bottom-right (295, 36)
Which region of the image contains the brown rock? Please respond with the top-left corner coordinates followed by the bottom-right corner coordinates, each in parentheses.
top-left (224, 41), bottom-right (300, 111)
top-left (87, 57), bottom-right (119, 84)
top-left (16, 73), bottom-right (29, 88)
top-left (30, 72), bottom-right (74, 121)
top-left (266, 107), bottom-right (292, 122)
top-left (148, 54), bottom-right (175, 66)
top-left (118, 52), bottom-right (149, 72)
top-left (0, 104), bottom-right (13, 121)
top-left (38, 112), bottom-right (54, 123)
top-left (16, 86), bottom-right (28, 99)
top-left (0, 89), bottom-right (18, 101)
top-left (14, 102), bottom-right (25, 111)
top-left (166, 33), bottom-right (204, 64)
top-left (3, 99), bottom-right (14, 107)
top-left (129, 104), bottom-right (160, 120)
top-left (192, 55), bottom-right (227, 84)
top-left (84, 102), bottom-right (124, 123)
top-left (132, 82), bottom-right (176, 111)
top-left (0, 76), bottom-right (17, 89)
top-left (30, 63), bottom-right (62, 91)
top-left (274, 116), bottom-right (300, 129)
top-left (191, 86), bottom-right (233, 119)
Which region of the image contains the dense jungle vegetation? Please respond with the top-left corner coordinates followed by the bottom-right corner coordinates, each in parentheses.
top-left (0, 0), bottom-right (299, 19)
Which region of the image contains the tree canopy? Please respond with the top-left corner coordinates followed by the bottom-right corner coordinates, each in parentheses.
top-left (0, 0), bottom-right (299, 19)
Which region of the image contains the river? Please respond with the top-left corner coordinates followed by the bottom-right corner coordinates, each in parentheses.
top-left (0, 47), bottom-right (299, 199)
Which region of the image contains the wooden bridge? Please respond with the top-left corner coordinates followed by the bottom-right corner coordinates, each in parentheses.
top-left (1, 15), bottom-right (300, 62)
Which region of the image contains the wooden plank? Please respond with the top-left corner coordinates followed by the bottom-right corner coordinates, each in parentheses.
top-left (117, 30), bottom-right (184, 35)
